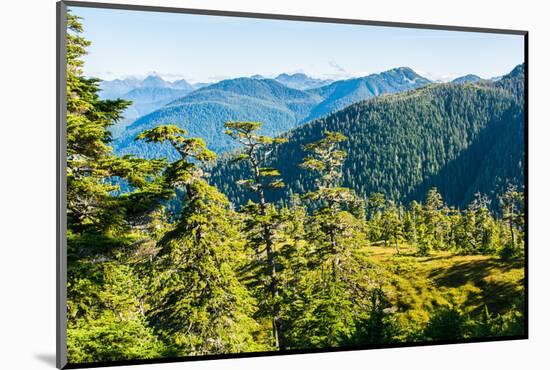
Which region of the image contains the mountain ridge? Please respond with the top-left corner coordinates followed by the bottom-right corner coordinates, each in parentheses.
top-left (208, 64), bottom-right (524, 209)
top-left (304, 66), bottom-right (431, 121)
top-left (274, 73), bottom-right (333, 90)
top-left (451, 74), bottom-right (483, 84)
top-left (114, 66), bottom-right (434, 158)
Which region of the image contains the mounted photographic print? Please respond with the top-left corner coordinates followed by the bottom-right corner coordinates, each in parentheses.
top-left (56, 1), bottom-right (528, 368)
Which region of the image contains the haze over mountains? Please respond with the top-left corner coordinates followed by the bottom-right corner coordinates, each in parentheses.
top-left (111, 66), bottom-right (435, 158)
top-left (101, 68), bottom-right (502, 141)
top-left (99, 75), bottom-right (196, 99)
top-left (99, 75), bottom-right (199, 135)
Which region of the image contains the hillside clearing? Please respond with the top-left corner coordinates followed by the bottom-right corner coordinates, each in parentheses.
top-left (359, 245), bottom-right (525, 335)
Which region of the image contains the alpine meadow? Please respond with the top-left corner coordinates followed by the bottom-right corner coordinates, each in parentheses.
top-left (63, 7), bottom-right (526, 366)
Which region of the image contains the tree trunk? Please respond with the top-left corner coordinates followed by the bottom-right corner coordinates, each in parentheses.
top-left (250, 150), bottom-right (284, 350)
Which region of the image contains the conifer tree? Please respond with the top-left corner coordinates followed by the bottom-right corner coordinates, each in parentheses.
top-left (470, 193), bottom-right (499, 254)
top-left (382, 201), bottom-right (404, 254)
top-left (136, 125), bottom-right (262, 355)
top-left (224, 121), bottom-right (288, 350)
top-left (65, 12), bottom-right (167, 362)
top-left (301, 131), bottom-right (366, 278)
top-left (293, 131), bottom-right (370, 347)
top-left (366, 192), bottom-right (386, 243)
top-left (419, 187), bottom-right (446, 254)
top-left (499, 185), bottom-right (525, 259)
top-left (65, 14), bottom-right (168, 235)
top-left (346, 287), bottom-right (398, 345)
top-left (403, 200), bottom-right (422, 247)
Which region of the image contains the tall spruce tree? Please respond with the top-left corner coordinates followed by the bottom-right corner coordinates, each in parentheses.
top-left (416, 188), bottom-right (446, 255)
top-left (136, 125), bottom-right (263, 355)
top-left (366, 192), bottom-right (386, 243)
top-left (469, 193), bottom-right (499, 254)
top-left (300, 131), bottom-right (366, 278)
top-left (290, 131), bottom-right (371, 347)
top-left (65, 12), bottom-right (167, 362)
top-left (224, 121), bottom-right (288, 350)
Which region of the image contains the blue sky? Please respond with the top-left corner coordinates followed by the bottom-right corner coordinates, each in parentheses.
top-left (70, 6), bottom-right (524, 83)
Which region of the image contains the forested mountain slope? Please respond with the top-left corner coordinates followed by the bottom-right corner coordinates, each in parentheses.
top-left (304, 67), bottom-right (431, 121)
top-left (109, 87), bottom-right (192, 137)
top-left (121, 86), bottom-right (192, 116)
top-left (114, 78), bottom-right (324, 158)
top-left (113, 67), bottom-right (433, 159)
top-left (209, 65), bottom-right (524, 209)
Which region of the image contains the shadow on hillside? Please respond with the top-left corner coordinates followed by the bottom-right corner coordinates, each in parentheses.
top-left (477, 279), bottom-right (524, 314)
top-left (406, 105), bottom-right (522, 209)
top-left (429, 258), bottom-right (524, 314)
top-left (429, 259), bottom-right (523, 288)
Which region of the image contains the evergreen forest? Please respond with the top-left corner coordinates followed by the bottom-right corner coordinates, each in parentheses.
top-left (65, 13), bottom-right (526, 364)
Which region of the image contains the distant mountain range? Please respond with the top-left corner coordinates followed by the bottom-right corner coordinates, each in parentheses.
top-left (209, 64), bottom-right (525, 209)
top-left (99, 75), bottom-right (196, 99)
top-left (97, 72), bottom-right (328, 137)
top-left (113, 66), bottom-right (433, 158)
top-left (99, 76), bottom-right (199, 136)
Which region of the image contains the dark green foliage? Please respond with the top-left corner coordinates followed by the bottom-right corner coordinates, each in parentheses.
top-left (494, 64), bottom-right (525, 100)
top-left (422, 303), bottom-right (524, 342)
top-left (67, 262), bottom-right (162, 363)
top-left (345, 288), bottom-right (399, 345)
top-left (454, 193), bottom-right (500, 255)
top-left (285, 279), bottom-right (356, 348)
top-left (66, 13), bottom-right (525, 364)
top-left (223, 121), bottom-right (289, 350)
top-left (210, 69), bottom-right (524, 211)
top-left (472, 301), bottom-right (525, 338)
top-left (423, 307), bottom-right (469, 341)
top-left (277, 132), bottom-right (374, 348)
top-left (135, 125), bottom-right (263, 355)
top-left (66, 12), bottom-right (170, 362)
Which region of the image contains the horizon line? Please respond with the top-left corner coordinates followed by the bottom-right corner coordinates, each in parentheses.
top-left (88, 63), bottom-right (523, 85)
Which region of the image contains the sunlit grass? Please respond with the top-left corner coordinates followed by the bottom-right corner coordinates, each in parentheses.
top-left (360, 244), bottom-right (524, 336)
